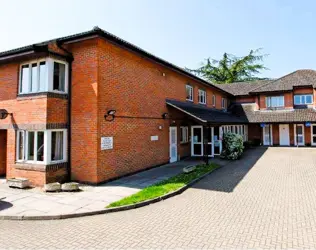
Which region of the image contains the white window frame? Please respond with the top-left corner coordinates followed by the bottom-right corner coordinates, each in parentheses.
top-left (266, 96), bottom-right (284, 108)
top-left (294, 94), bottom-right (313, 105)
top-left (186, 85), bottom-right (193, 102)
top-left (221, 125), bottom-right (248, 142)
top-left (311, 124), bottom-right (316, 146)
top-left (198, 89), bottom-right (206, 104)
top-left (212, 95), bottom-right (216, 107)
top-left (221, 98), bottom-right (226, 109)
top-left (180, 126), bottom-right (189, 143)
top-left (16, 129), bottom-right (67, 164)
top-left (19, 58), bottom-right (68, 95)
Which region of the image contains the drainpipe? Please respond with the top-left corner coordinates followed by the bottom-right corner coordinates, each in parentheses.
top-left (56, 41), bottom-right (73, 182)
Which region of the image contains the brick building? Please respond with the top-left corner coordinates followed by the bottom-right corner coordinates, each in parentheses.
top-left (0, 27), bottom-right (315, 186)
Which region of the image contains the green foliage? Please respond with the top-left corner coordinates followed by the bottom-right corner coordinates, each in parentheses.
top-left (187, 49), bottom-right (268, 84)
top-left (106, 163), bottom-right (219, 208)
top-left (221, 133), bottom-right (244, 160)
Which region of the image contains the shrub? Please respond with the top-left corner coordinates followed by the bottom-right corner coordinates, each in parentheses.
top-left (220, 132), bottom-right (244, 160)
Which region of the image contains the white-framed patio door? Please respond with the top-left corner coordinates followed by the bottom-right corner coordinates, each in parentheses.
top-left (263, 124), bottom-right (273, 146)
top-left (169, 127), bottom-right (177, 163)
top-left (311, 124), bottom-right (316, 146)
top-left (294, 124), bottom-right (304, 146)
top-left (191, 126), bottom-right (203, 156)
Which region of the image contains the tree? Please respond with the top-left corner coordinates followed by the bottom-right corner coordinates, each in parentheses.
top-left (187, 49), bottom-right (268, 84)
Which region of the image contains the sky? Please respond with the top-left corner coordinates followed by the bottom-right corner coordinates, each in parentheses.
top-left (1, 0), bottom-right (316, 78)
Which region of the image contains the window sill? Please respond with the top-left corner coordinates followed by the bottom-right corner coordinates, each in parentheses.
top-left (14, 161), bottom-right (68, 172)
top-left (17, 92), bottom-right (68, 100)
top-left (186, 99), bottom-right (193, 102)
top-left (180, 141), bottom-right (190, 145)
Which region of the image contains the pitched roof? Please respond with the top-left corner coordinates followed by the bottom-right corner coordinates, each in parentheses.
top-left (0, 27), bottom-right (231, 96)
top-left (231, 103), bottom-right (316, 123)
top-left (250, 70), bottom-right (316, 93)
top-left (214, 80), bottom-right (272, 96)
top-left (166, 99), bottom-right (247, 124)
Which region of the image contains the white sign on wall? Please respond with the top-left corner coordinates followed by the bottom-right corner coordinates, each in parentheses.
top-left (101, 137), bottom-right (113, 150)
top-left (151, 135), bottom-right (159, 141)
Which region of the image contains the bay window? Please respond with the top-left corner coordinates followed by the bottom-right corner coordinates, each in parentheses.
top-left (266, 96), bottom-right (284, 108)
top-left (19, 58), bottom-right (68, 95)
top-left (294, 94), bottom-right (313, 105)
top-left (16, 129), bottom-right (67, 164)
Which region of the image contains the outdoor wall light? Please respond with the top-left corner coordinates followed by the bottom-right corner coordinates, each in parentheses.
top-left (162, 113), bottom-right (169, 119)
top-left (0, 109), bottom-right (12, 120)
top-left (104, 109), bottom-right (116, 122)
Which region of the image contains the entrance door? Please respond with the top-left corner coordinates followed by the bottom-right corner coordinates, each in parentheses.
top-left (279, 124), bottom-right (290, 146)
top-left (294, 124), bottom-right (304, 146)
top-left (263, 125), bottom-right (273, 145)
top-left (312, 125), bottom-right (316, 146)
top-left (213, 127), bottom-right (222, 155)
top-left (169, 127), bottom-right (177, 163)
top-left (191, 126), bottom-right (203, 156)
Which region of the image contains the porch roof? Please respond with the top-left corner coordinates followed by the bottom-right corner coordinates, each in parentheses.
top-left (166, 99), bottom-right (247, 124)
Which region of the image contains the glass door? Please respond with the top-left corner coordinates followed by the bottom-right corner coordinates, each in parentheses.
top-left (191, 126), bottom-right (203, 156)
top-left (213, 127), bottom-right (222, 155)
top-left (312, 125), bottom-right (316, 146)
top-left (263, 125), bottom-right (272, 146)
top-left (295, 124), bottom-right (304, 146)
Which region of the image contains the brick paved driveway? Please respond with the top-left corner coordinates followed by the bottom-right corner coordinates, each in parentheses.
top-left (2, 147), bottom-right (316, 249)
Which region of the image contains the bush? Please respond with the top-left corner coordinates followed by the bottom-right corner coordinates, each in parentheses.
top-left (220, 132), bottom-right (244, 160)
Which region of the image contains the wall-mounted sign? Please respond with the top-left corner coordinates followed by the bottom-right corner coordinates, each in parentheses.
top-left (101, 137), bottom-right (113, 150)
top-left (151, 135), bottom-right (159, 141)
top-left (305, 122), bottom-right (311, 127)
top-left (260, 123), bottom-right (266, 128)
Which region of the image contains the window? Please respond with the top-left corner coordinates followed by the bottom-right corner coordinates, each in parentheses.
top-left (53, 62), bottom-right (66, 92)
top-left (221, 125), bottom-right (248, 141)
top-left (212, 95), bottom-right (216, 107)
top-left (19, 58), bottom-right (67, 94)
top-left (266, 96), bottom-right (284, 108)
top-left (221, 98), bottom-right (226, 109)
top-left (16, 130), bottom-right (67, 164)
top-left (186, 85), bottom-right (193, 101)
top-left (51, 131), bottom-right (64, 161)
top-left (294, 94), bottom-right (313, 105)
top-left (180, 127), bottom-right (189, 143)
top-left (198, 89), bottom-right (206, 104)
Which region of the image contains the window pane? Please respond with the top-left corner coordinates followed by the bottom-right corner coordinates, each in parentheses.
top-left (31, 63), bottom-right (37, 92)
top-left (301, 95), bottom-right (305, 104)
top-left (21, 65), bottom-right (29, 93)
top-left (297, 126), bottom-right (303, 134)
top-left (53, 62), bottom-right (66, 92)
top-left (39, 62), bottom-right (46, 92)
top-left (18, 131), bottom-right (24, 160)
top-left (306, 95), bottom-right (312, 104)
top-left (51, 131), bottom-right (64, 161)
top-left (27, 132), bottom-right (34, 160)
top-left (279, 96), bottom-right (284, 106)
top-left (37, 132), bottom-right (44, 162)
top-left (294, 96), bottom-right (300, 105)
top-left (313, 126), bottom-right (316, 135)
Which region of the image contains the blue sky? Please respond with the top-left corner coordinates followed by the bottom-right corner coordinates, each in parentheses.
top-left (1, 0), bottom-right (316, 78)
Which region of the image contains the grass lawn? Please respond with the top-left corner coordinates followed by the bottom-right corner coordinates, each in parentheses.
top-left (106, 163), bottom-right (219, 208)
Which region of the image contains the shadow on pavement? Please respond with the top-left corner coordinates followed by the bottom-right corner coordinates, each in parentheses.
top-left (192, 147), bottom-right (268, 193)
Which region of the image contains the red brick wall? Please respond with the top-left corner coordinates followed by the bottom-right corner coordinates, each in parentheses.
top-left (235, 96), bottom-right (256, 103)
top-left (65, 39), bottom-right (99, 183)
top-left (272, 125), bottom-right (279, 145)
top-left (96, 38), bottom-right (229, 183)
top-left (0, 130), bottom-right (6, 175)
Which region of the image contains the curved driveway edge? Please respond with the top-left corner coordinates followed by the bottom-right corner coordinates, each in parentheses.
top-left (0, 165), bottom-right (223, 221)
